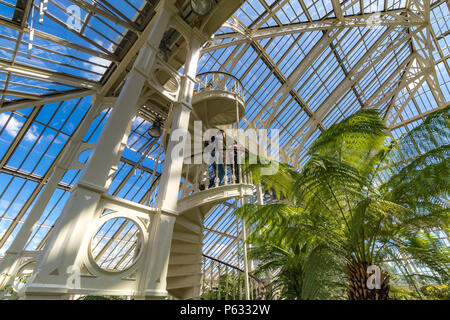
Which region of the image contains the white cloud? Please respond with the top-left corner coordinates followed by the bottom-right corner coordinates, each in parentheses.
top-left (0, 199), bottom-right (10, 211)
top-left (0, 114), bottom-right (42, 142)
top-left (84, 55), bottom-right (111, 75)
top-left (0, 113), bottom-right (22, 137)
top-left (23, 124), bottom-right (40, 142)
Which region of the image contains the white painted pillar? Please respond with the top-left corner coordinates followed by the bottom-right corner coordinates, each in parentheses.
top-left (0, 96), bottom-right (103, 288)
top-left (241, 197), bottom-right (250, 300)
top-left (136, 35), bottom-right (202, 299)
top-left (251, 184), bottom-right (266, 274)
top-left (23, 3), bottom-right (173, 299)
top-left (256, 184), bottom-right (264, 205)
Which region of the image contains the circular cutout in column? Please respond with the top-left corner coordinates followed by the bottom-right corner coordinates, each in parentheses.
top-left (90, 218), bottom-right (143, 272)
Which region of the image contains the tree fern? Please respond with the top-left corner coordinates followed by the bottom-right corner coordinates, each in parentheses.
top-left (236, 106), bottom-right (450, 300)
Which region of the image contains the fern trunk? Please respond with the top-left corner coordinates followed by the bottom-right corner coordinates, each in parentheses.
top-left (346, 262), bottom-right (390, 300)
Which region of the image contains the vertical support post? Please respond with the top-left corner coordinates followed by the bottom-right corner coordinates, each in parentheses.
top-left (23, 2), bottom-right (173, 299)
top-left (225, 266), bottom-right (229, 300)
top-left (0, 96), bottom-right (103, 288)
top-left (217, 264), bottom-right (221, 300)
top-left (146, 137), bottom-right (164, 206)
top-left (240, 197), bottom-right (250, 300)
top-left (256, 184), bottom-right (264, 205)
top-left (210, 260), bottom-right (214, 299)
top-left (202, 257), bottom-right (206, 297)
top-left (136, 32), bottom-right (202, 298)
top-left (235, 94), bottom-right (243, 184)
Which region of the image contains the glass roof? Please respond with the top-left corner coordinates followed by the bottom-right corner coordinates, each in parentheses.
top-left (0, 0), bottom-right (449, 274)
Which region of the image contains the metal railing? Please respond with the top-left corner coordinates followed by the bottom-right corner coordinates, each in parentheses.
top-left (201, 254), bottom-right (264, 300)
top-left (194, 71), bottom-right (244, 100)
top-left (179, 148), bottom-right (252, 198)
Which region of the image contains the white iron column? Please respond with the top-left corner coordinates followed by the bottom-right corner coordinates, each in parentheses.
top-left (0, 96), bottom-right (103, 288)
top-left (256, 184), bottom-right (264, 205)
top-left (136, 34), bottom-right (202, 299)
top-left (24, 3), bottom-right (173, 299)
top-left (241, 197), bottom-right (251, 300)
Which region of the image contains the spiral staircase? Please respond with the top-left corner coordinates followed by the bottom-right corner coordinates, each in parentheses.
top-left (165, 72), bottom-right (255, 300)
top-left (0, 72), bottom-right (256, 300)
top-left (167, 183), bottom-right (254, 299)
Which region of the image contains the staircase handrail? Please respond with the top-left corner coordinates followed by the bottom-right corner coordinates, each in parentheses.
top-left (195, 71), bottom-right (244, 99)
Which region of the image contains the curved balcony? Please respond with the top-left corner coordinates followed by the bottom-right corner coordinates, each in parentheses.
top-left (192, 72), bottom-right (246, 126)
top-left (177, 149), bottom-right (254, 214)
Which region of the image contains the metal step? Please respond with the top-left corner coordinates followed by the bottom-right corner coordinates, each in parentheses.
top-left (167, 263), bottom-right (202, 277)
top-left (174, 216), bottom-right (202, 234)
top-left (169, 253), bottom-right (202, 265)
top-left (170, 242), bottom-right (202, 254)
top-left (172, 231), bottom-right (201, 244)
top-left (168, 285), bottom-right (201, 300)
top-left (167, 273), bottom-right (203, 290)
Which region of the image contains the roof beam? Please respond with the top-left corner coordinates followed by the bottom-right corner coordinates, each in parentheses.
top-left (389, 105), bottom-right (447, 130)
top-left (0, 18), bottom-right (118, 62)
top-left (19, 0), bottom-right (33, 29)
top-left (250, 0), bottom-right (290, 33)
top-left (363, 53), bottom-right (416, 110)
top-left (68, 0), bottom-right (139, 32)
top-left (0, 89), bottom-right (94, 113)
top-left (202, 9), bottom-right (423, 53)
top-left (386, 65), bottom-right (429, 127)
top-left (286, 25), bottom-right (423, 163)
top-left (31, 28), bottom-right (119, 62)
top-left (332, 0), bottom-right (344, 22)
top-left (409, 1), bottom-right (447, 108)
top-left (204, 227), bottom-right (237, 240)
top-left (0, 90), bottom-right (41, 100)
top-left (33, 2), bottom-right (113, 57)
top-left (252, 29), bottom-right (344, 129)
top-left (204, 206), bottom-right (234, 236)
top-left (0, 60), bottom-right (99, 90)
top-left (0, 166), bottom-right (71, 191)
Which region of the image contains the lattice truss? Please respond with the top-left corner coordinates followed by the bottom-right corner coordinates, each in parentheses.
top-left (0, 0), bottom-right (449, 274)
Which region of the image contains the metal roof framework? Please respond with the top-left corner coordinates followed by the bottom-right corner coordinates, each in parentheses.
top-left (0, 0), bottom-right (448, 279)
